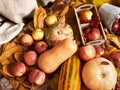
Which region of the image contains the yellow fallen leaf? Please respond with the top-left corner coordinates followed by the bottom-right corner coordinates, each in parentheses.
top-left (70, 1), bottom-right (83, 8)
top-left (14, 52), bottom-right (24, 62)
top-left (107, 34), bottom-right (120, 49)
top-left (0, 42), bottom-right (23, 63)
top-left (49, 72), bottom-right (59, 90)
top-left (82, 0), bottom-right (116, 8)
top-left (82, 0), bottom-right (92, 3)
top-left (34, 6), bottom-right (47, 29)
top-left (9, 78), bottom-right (20, 89)
top-left (103, 43), bottom-right (120, 58)
top-left (18, 84), bottom-right (29, 90)
top-left (1, 59), bottom-right (10, 66)
top-left (3, 65), bottom-right (15, 77)
top-left (92, 0), bottom-right (112, 8)
top-left (2, 41), bottom-right (16, 53)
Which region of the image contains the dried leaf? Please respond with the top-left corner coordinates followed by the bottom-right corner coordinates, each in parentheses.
top-left (70, 1), bottom-right (83, 8)
top-left (107, 34), bottom-right (120, 49)
top-left (52, 1), bottom-right (67, 16)
top-left (14, 52), bottom-right (24, 62)
top-left (103, 43), bottom-right (120, 58)
top-left (2, 41), bottom-right (16, 53)
top-left (18, 84), bottom-right (29, 90)
top-left (13, 33), bottom-right (24, 43)
top-left (49, 73), bottom-right (59, 90)
top-left (82, 0), bottom-right (116, 8)
top-left (34, 7), bottom-right (47, 29)
top-left (60, 5), bottom-right (69, 17)
top-left (16, 76), bottom-right (27, 83)
top-left (58, 15), bottom-right (66, 27)
top-left (3, 65), bottom-right (14, 77)
top-left (0, 43), bottom-right (23, 64)
top-left (9, 78), bottom-right (20, 89)
top-left (92, 0), bottom-right (113, 8)
top-left (1, 59), bottom-right (10, 66)
top-left (82, 0), bottom-right (92, 3)
top-left (56, 5), bottom-right (69, 26)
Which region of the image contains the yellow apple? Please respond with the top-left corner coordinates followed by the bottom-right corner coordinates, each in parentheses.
top-left (79, 9), bottom-right (93, 23)
top-left (45, 14), bottom-right (58, 26)
top-left (32, 29), bottom-right (44, 41)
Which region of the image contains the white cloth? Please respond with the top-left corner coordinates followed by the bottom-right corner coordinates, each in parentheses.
top-left (0, 0), bottom-right (38, 23)
top-left (0, 16), bottom-right (24, 45)
top-left (0, 0), bottom-right (56, 46)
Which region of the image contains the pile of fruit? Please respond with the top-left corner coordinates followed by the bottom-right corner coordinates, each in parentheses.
top-left (0, 0), bottom-right (120, 90)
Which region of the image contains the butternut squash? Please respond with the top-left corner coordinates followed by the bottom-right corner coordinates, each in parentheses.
top-left (58, 53), bottom-right (81, 90)
top-left (37, 38), bottom-right (77, 73)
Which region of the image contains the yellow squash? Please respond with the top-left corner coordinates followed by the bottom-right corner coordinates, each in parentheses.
top-left (58, 53), bottom-right (81, 90)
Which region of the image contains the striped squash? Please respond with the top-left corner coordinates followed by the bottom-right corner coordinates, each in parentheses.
top-left (58, 53), bottom-right (81, 90)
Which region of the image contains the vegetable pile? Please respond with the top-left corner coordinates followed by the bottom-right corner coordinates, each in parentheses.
top-left (0, 0), bottom-right (120, 90)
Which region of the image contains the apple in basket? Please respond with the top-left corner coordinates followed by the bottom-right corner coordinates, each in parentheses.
top-left (83, 27), bottom-right (101, 41)
top-left (78, 9), bottom-right (93, 23)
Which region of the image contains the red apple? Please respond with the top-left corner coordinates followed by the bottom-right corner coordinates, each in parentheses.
top-left (23, 50), bottom-right (38, 66)
top-left (78, 45), bottom-right (96, 61)
top-left (21, 34), bottom-right (33, 46)
top-left (29, 69), bottom-right (46, 86)
top-left (8, 62), bottom-right (26, 77)
top-left (108, 52), bottom-right (120, 67)
top-left (34, 41), bottom-right (48, 54)
top-left (112, 19), bottom-right (119, 33)
top-left (84, 27), bottom-right (101, 41)
top-left (94, 45), bottom-right (104, 57)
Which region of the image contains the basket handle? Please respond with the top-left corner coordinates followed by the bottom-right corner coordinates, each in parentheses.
top-left (86, 39), bottom-right (105, 46)
top-left (76, 3), bottom-right (94, 12)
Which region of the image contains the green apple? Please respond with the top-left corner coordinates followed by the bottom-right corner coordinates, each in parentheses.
top-left (32, 29), bottom-right (44, 41)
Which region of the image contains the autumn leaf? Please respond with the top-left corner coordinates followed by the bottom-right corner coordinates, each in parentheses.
top-left (103, 43), bottom-right (120, 58)
top-left (70, 1), bottom-right (83, 8)
top-left (9, 78), bottom-right (20, 89)
top-left (92, 0), bottom-right (113, 8)
top-left (82, 0), bottom-right (116, 8)
top-left (1, 59), bottom-right (10, 66)
top-left (2, 65), bottom-right (15, 77)
top-left (14, 52), bottom-right (24, 62)
top-left (2, 41), bottom-right (16, 53)
top-left (107, 34), bottom-right (120, 49)
top-left (18, 84), bottom-right (29, 90)
top-left (34, 6), bottom-right (47, 29)
top-left (0, 42), bottom-right (24, 64)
